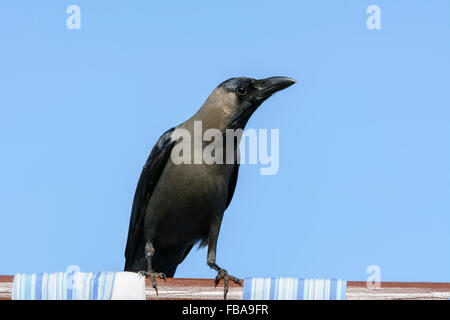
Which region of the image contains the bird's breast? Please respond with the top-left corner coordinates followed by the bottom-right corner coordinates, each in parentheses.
top-left (143, 161), bottom-right (234, 246)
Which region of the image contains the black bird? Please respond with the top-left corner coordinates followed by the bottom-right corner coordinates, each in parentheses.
top-left (124, 76), bottom-right (296, 298)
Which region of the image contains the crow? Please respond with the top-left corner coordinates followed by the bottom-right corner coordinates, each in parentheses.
top-left (124, 76), bottom-right (296, 298)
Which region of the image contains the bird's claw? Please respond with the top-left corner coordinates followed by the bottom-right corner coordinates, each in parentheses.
top-left (138, 271), bottom-right (166, 295)
top-left (214, 269), bottom-right (241, 300)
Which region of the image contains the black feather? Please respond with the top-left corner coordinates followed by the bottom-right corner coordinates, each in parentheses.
top-left (124, 127), bottom-right (175, 269)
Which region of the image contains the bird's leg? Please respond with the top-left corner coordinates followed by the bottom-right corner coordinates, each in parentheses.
top-left (138, 241), bottom-right (166, 295)
top-left (207, 215), bottom-right (241, 300)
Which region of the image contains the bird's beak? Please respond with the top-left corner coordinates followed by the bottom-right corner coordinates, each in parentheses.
top-left (253, 76), bottom-right (296, 100)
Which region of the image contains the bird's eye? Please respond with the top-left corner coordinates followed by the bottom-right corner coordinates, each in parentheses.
top-left (236, 86), bottom-right (247, 96)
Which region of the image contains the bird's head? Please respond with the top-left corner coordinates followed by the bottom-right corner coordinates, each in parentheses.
top-left (214, 76), bottom-right (296, 129)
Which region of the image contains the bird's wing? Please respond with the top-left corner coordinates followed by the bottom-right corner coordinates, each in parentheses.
top-left (124, 127), bottom-right (176, 266)
top-left (225, 163), bottom-right (240, 210)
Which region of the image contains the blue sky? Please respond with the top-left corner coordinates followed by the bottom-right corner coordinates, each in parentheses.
top-left (0, 1), bottom-right (449, 283)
